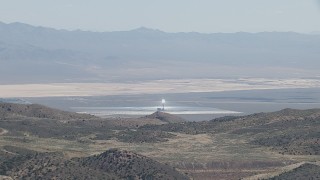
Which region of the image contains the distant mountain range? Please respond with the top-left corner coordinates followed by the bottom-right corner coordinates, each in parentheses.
top-left (1, 22), bottom-right (320, 83)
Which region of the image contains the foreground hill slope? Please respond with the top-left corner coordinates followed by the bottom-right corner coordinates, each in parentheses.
top-left (1, 104), bottom-right (320, 179)
top-left (268, 163), bottom-right (320, 180)
top-left (0, 148), bottom-right (188, 180)
top-left (79, 149), bottom-right (188, 180)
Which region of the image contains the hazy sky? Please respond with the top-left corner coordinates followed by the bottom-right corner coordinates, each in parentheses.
top-left (1, 0), bottom-right (320, 33)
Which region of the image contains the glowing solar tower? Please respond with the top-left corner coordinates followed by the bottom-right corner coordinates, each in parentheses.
top-left (161, 99), bottom-right (166, 111)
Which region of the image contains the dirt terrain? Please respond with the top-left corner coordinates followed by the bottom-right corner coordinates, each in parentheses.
top-left (0, 102), bottom-right (320, 179)
top-left (0, 128), bottom-right (8, 136)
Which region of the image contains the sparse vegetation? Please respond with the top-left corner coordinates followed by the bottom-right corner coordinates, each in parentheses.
top-left (268, 163), bottom-right (320, 180)
top-left (0, 148), bottom-right (187, 180)
top-left (117, 129), bottom-right (176, 143)
top-left (1, 103), bottom-right (320, 179)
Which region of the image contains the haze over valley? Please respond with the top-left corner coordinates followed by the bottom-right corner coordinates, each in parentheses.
top-left (1, 0), bottom-right (320, 179)
top-left (1, 22), bottom-right (320, 120)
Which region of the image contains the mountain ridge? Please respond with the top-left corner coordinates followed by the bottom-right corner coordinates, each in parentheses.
top-left (2, 21), bottom-right (315, 34)
top-left (1, 21), bottom-right (320, 83)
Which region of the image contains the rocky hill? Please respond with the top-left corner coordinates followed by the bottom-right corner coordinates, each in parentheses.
top-left (1, 103), bottom-right (320, 179)
top-left (111, 111), bottom-right (186, 143)
top-left (227, 109), bottom-right (320, 155)
top-left (0, 102), bottom-right (96, 120)
top-left (219, 109), bottom-right (320, 156)
top-left (145, 111), bottom-right (186, 123)
top-left (141, 108), bottom-right (320, 155)
top-left (78, 149), bottom-right (188, 180)
top-left (0, 148), bottom-right (188, 180)
top-left (0, 103), bottom-right (185, 142)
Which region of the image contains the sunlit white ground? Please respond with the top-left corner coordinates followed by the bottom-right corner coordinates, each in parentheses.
top-left (1, 78), bottom-right (320, 98)
top-left (73, 106), bottom-right (242, 117)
